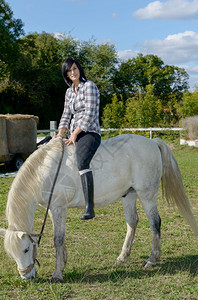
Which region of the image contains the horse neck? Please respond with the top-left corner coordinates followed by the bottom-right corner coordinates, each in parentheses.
top-left (6, 138), bottom-right (67, 234)
top-left (6, 175), bottom-right (38, 234)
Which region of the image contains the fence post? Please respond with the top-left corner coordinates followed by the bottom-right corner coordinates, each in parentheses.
top-left (50, 121), bottom-right (57, 137)
top-left (150, 129), bottom-right (152, 139)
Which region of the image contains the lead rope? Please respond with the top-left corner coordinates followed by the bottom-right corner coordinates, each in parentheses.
top-left (38, 138), bottom-right (64, 246)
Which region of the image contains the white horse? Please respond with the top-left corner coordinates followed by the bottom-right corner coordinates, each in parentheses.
top-left (0, 134), bottom-right (197, 282)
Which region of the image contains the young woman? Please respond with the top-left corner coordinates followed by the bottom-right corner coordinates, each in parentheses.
top-left (55, 57), bottom-right (101, 220)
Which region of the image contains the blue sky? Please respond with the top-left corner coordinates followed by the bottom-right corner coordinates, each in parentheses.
top-left (7, 0), bottom-right (198, 89)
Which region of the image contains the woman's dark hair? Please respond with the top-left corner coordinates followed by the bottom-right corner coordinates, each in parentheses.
top-left (62, 57), bottom-right (87, 87)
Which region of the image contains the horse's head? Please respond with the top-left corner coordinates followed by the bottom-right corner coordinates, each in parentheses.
top-left (0, 228), bottom-right (38, 280)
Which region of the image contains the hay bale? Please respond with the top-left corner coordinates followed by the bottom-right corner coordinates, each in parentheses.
top-left (182, 115), bottom-right (198, 139)
top-left (0, 114), bottom-right (39, 123)
top-left (0, 116), bottom-right (9, 160)
top-left (0, 114), bottom-right (38, 154)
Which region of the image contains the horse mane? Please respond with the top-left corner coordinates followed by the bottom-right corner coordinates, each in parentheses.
top-left (6, 138), bottom-right (63, 233)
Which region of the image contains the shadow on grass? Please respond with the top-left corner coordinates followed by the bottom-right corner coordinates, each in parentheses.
top-left (8, 254), bottom-right (195, 285)
top-left (157, 254), bottom-right (198, 276)
top-left (62, 254), bottom-right (198, 284)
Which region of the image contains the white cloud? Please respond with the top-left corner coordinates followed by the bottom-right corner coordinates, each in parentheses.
top-left (180, 65), bottom-right (198, 88)
top-left (117, 31), bottom-right (198, 89)
top-left (117, 49), bottom-right (139, 61)
top-left (187, 74), bottom-right (198, 89)
top-left (141, 31), bottom-right (198, 64)
top-left (183, 65), bottom-right (198, 73)
top-left (133, 0), bottom-right (198, 20)
top-left (118, 31), bottom-right (198, 65)
top-left (53, 32), bottom-right (79, 42)
top-left (53, 32), bottom-right (68, 40)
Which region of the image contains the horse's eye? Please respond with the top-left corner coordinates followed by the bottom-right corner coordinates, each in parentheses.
top-left (24, 247), bottom-right (29, 254)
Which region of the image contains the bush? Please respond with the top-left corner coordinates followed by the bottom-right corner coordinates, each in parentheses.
top-left (102, 94), bottom-right (126, 128)
top-left (124, 85), bottom-right (163, 127)
top-left (178, 89), bottom-right (198, 118)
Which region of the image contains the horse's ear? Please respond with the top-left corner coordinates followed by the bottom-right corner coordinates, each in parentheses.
top-left (0, 228), bottom-right (6, 237)
top-left (17, 231), bottom-right (26, 239)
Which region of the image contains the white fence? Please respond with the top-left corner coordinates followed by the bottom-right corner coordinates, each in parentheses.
top-left (100, 127), bottom-right (183, 139)
top-left (37, 121), bottom-right (183, 139)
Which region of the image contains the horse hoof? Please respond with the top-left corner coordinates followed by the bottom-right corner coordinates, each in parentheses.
top-left (114, 260), bottom-right (121, 266)
top-left (51, 277), bottom-right (63, 283)
top-left (114, 257), bottom-right (126, 266)
top-left (142, 260), bottom-right (156, 269)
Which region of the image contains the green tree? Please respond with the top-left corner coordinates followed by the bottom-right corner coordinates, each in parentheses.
top-left (78, 39), bottom-right (118, 113)
top-left (177, 87), bottom-right (198, 118)
top-left (0, 32), bottom-right (66, 127)
top-left (102, 94), bottom-right (126, 128)
top-left (81, 41), bottom-right (117, 92)
top-left (123, 92), bottom-right (141, 127)
top-left (0, 0), bottom-right (24, 76)
top-left (113, 54), bottom-right (189, 103)
top-left (0, 30), bottom-right (119, 128)
top-left (124, 84), bottom-right (163, 127)
top-left (0, 2), bottom-right (191, 130)
top-left (138, 84), bottom-right (162, 127)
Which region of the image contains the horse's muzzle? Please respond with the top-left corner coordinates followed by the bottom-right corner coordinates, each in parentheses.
top-left (20, 266), bottom-right (36, 281)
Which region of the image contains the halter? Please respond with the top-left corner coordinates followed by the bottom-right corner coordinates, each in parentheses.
top-left (17, 235), bottom-right (40, 277)
top-left (9, 138), bottom-right (65, 277)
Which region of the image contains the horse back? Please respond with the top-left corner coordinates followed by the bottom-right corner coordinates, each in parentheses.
top-left (91, 134), bottom-right (162, 206)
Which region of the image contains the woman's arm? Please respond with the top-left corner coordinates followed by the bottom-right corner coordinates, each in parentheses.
top-left (58, 89), bottom-right (72, 131)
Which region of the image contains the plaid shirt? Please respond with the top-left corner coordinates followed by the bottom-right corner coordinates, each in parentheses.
top-left (58, 80), bottom-right (100, 135)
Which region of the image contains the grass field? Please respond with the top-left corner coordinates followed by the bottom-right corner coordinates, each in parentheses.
top-left (0, 136), bottom-right (197, 299)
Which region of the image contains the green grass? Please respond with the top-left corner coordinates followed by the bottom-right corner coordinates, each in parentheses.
top-left (0, 137), bottom-right (197, 299)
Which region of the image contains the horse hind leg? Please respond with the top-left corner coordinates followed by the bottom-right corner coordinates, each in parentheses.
top-left (139, 191), bottom-right (161, 269)
top-left (116, 191), bottom-right (138, 265)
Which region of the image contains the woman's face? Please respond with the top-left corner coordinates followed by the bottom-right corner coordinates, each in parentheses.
top-left (67, 63), bottom-right (80, 85)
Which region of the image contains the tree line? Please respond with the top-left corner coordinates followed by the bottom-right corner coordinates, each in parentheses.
top-left (0, 0), bottom-right (198, 129)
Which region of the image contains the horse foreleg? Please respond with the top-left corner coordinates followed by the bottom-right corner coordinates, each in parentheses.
top-left (116, 192), bottom-right (138, 265)
top-left (140, 194), bottom-right (161, 269)
top-left (49, 207), bottom-right (68, 283)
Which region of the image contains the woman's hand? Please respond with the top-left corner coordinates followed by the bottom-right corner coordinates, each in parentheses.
top-left (64, 127), bottom-right (82, 146)
top-left (52, 133), bottom-right (62, 140)
top-left (64, 131), bottom-right (77, 146)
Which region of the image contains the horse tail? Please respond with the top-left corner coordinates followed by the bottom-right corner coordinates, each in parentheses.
top-left (154, 138), bottom-right (198, 236)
